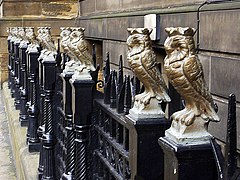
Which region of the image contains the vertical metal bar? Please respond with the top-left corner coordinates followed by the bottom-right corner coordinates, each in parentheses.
top-left (124, 76), bottom-right (132, 115)
top-left (225, 94), bottom-right (237, 179)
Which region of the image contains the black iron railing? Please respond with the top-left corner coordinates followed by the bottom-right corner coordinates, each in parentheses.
top-left (6, 27), bottom-right (240, 180)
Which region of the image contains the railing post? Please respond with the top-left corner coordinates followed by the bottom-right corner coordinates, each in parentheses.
top-left (225, 94), bottom-right (238, 179)
top-left (37, 54), bottom-right (46, 179)
top-left (70, 77), bottom-right (95, 180)
top-left (19, 27), bottom-right (29, 126)
top-left (14, 28), bottom-right (21, 109)
top-left (7, 27), bottom-right (12, 89)
top-left (42, 53), bottom-right (57, 180)
top-left (10, 27), bottom-right (17, 98)
top-left (27, 50), bottom-right (40, 152)
top-left (61, 71), bottom-right (75, 180)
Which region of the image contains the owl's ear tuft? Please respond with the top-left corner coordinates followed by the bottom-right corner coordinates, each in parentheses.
top-left (127, 28), bottom-right (134, 34)
top-left (142, 28), bottom-right (152, 35)
top-left (183, 27), bottom-right (195, 36)
top-left (80, 27), bottom-right (85, 32)
top-left (165, 27), bottom-right (173, 36)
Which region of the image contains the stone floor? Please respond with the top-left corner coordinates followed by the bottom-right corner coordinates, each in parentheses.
top-left (2, 82), bottom-right (39, 180)
top-left (0, 89), bottom-right (16, 179)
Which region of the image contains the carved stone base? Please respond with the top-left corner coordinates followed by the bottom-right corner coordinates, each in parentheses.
top-left (63, 60), bottom-right (80, 73)
top-left (165, 116), bottom-right (211, 145)
top-left (71, 68), bottom-right (92, 81)
top-left (159, 137), bottom-right (217, 180)
top-left (129, 98), bottom-right (165, 120)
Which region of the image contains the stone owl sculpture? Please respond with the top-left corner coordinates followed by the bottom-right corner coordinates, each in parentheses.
top-left (41, 27), bottom-right (57, 54)
top-left (18, 27), bottom-right (29, 49)
top-left (25, 27), bottom-right (40, 53)
top-left (164, 27), bottom-right (220, 141)
top-left (60, 27), bottom-right (79, 73)
top-left (69, 27), bottom-right (95, 80)
top-left (7, 27), bottom-right (12, 41)
top-left (127, 28), bottom-right (170, 119)
top-left (60, 27), bottom-right (73, 56)
top-left (70, 27), bottom-right (95, 71)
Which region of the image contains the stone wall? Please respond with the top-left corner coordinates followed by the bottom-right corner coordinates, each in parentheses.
top-left (0, 0), bottom-right (78, 88)
top-left (77, 0), bottom-right (240, 150)
top-left (0, 0), bottom-right (77, 17)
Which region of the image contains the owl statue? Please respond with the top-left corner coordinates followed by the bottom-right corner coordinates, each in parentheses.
top-left (36, 27), bottom-right (44, 46)
top-left (7, 27), bottom-right (12, 41)
top-left (41, 27), bottom-right (57, 54)
top-left (69, 27), bottom-right (95, 80)
top-left (18, 27), bottom-right (28, 49)
top-left (60, 27), bottom-right (73, 55)
top-left (14, 27), bottom-right (22, 44)
top-left (25, 27), bottom-right (40, 53)
top-left (127, 28), bottom-right (170, 119)
top-left (60, 27), bottom-right (79, 73)
top-left (164, 27), bottom-right (220, 140)
top-left (10, 27), bottom-right (18, 43)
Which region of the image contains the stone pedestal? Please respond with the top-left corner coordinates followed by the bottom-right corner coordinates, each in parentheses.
top-left (159, 137), bottom-right (218, 180)
top-left (126, 116), bottom-right (171, 180)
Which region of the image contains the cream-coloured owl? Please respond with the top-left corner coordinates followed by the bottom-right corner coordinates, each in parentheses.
top-left (68, 27), bottom-right (95, 72)
top-left (164, 27), bottom-right (219, 126)
top-left (60, 27), bottom-right (77, 60)
top-left (41, 27), bottom-right (56, 53)
top-left (127, 28), bottom-right (170, 109)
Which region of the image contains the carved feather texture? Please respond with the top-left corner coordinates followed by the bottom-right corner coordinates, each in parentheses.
top-left (164, 27), bottom-right (219, 122)
top-left (67, 28), bottom-right (95, 71)
top-left (60, 28), bottom-right (76, 59)
top-left (41, 28), bottom-right (56, 53)
top-left (127, 28), bottom-right (170, 103)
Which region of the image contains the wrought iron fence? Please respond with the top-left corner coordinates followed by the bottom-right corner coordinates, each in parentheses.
top-left (6, 26), bottom-right (240, 180)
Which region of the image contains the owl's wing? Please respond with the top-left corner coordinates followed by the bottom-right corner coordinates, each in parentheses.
top-left (77, 40), bottom-right (93, 66)
top-left (183, 55), bottom-right (220, 121)
top-left (68, 42), bottom-right (83, 64)
top-left (183, 55), bottom-right (212, 103)
top-left (142, 49), bottom-right (170, 102)
top-left (43, 38), bottom-right (56, 52)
